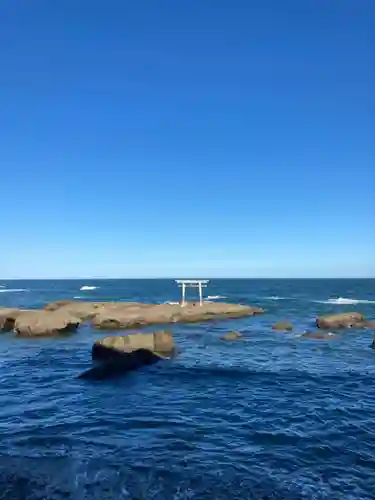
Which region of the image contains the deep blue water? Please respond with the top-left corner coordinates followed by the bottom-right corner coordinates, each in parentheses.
top-left (1, 279), bottom-right (375, 499)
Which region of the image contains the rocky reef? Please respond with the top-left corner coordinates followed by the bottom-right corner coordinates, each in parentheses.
top-left (0, 300), bottom-right (264, 337)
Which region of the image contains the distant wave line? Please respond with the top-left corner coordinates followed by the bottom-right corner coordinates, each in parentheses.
top-left (315, 297), bottom-right (375, 305)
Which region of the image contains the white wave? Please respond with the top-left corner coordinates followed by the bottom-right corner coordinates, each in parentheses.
top-left (164, 301), bottom-right (179, 305)
top-left (0, 288), bottom-right (29, 293)
top-left (206, 295), bottom-right (226, 300)
top-left (317, 297), bottom-right (375, 305)
top-left (265, 296), bottom-right (288, 300)
top-left (79, 285), bottom-right (98, 291)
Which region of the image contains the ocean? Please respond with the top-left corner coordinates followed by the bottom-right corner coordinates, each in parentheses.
top-left (1, 278), bottom-right (375, 499)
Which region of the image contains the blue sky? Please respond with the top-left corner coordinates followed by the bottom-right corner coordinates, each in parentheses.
top-left (0, 0), bottom-right (373, 278)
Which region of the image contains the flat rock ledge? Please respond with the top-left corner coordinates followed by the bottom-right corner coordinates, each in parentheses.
top-left (90, 302), bottom-right (264, 330)
top-left (78, 331), bottom-right (175, 380)
top-left (0, 301), bottom-right (264, 337)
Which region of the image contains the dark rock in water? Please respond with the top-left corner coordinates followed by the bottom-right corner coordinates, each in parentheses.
top-left (302, 331), bottom-right (336, 340)
top-left (92, 330), bottom-right (175, 360)
top-left (79, 331), bottom-right (176, 380)
top-left (372, 338), bottom-right (375, 349)
top-left (78, 349), bottom-right (165, 380)
top-left (316, 312), bottom-right (365, 329)
top-left (221, 331), bottom-right (242, 341)
top-left (272, 322), bottom-right (293, 332)
top-left (14, 311), bottom-right (80, 337)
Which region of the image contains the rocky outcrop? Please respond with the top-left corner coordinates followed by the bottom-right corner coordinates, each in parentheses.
top-left (302, 331), bottom-right (336, 340)
top-left (0, 308), bottom-right (24, 332)
top-left (91, 302), bottom-right (264, 330)
top-left (316, 312), bottom-right (365, 329)
top-left (272, 321), bottom-right (293, 331)
top-left (92, 330), bottom-right (175, 360)
top-left (221, 331), bottom-right (242, 341)
top-left (78, 331), bottom-right (175, 380)
top-left (14, 311), bottom-right (81, 337)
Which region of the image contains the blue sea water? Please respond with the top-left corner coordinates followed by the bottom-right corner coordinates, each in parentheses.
top-left (1, 278), bottom-right (375, 499)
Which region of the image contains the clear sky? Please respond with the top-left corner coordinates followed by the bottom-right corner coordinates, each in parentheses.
top-left (0, 0), bottom-right (373, 279)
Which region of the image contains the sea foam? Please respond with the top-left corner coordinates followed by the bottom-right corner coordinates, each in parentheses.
top-left (317, 297), bottom-right (375, 305)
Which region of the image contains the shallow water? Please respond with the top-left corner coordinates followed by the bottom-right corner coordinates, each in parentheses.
top-left (1, 279), bottom-right (375, 499)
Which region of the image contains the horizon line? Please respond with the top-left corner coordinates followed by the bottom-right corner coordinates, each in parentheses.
top-left (1, 277), bottom-right (374, 281)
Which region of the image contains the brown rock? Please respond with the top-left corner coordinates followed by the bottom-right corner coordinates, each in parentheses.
top-left (302, 331), bottom-right (336, 340)
top-left (0, 308), bottom-right (24, 332)
top-left (272, 321), bottom-right (293, 331)
top-left (316, 312), bottom-right (365, 329)
top-left (221, 331), bottom-right (242, 341)
top-left (363, 321), bottom-right (375, 328)
top-left (92, 330), bottom-right (175, 361)
top-left (14, 311), bottom-right (81, 337)
top-left (91, 302), bottom-right (264, 330)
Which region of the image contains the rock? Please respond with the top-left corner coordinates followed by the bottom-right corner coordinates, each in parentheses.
top-left (92, 330), bottom-right (175, 360)
top-left (221, 331), bottom-right (242, 341)
top-left (302, 331), bottom-right (336, 340)
top-left (78, 349), bottom-right (164, 380)
top-left (14, 311), bottom-right (81, 337)
top-left (78, 331), bottom-right (176, 380)
top-left (316, 312), bottom-right (365, 329)
top-left (272, 321), bottom-right (293, 331)
top-left (372, 338), bottom-right (375, 349)
top-left (91, 302), bottom-right (264, 330)
top-left (363, 321), bottom-right (375, 328)
top-left (0, 308), bottom-right (23, 332)
top-left (44, 300), bottom-right (75, 311)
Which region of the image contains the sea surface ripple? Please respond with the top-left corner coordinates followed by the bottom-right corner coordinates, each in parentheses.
top-left (1, 279), bottom-right (375, 499)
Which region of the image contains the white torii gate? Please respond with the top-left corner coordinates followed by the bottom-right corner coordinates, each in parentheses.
top-left (175, 279), bottom-right (209, 306)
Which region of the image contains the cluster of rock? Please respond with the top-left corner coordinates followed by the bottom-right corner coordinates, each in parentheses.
top-left (0, 300), bottom-right (264, 337)
top-left (271, 312), bottom-right (375, 342)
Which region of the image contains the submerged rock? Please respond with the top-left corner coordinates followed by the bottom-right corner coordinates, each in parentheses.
top-left (221, 331), bottom-right (242, 341)
top-left (14, 311), bottom-right (80, 337)
top-left (272, 321), bottom-right (293, 332)
top-left (316, 312), bottom-right (365, 329)
top-left (372, 338), bottom-right (375, 349)
top-left (302, 331), bottom-right (337, 340)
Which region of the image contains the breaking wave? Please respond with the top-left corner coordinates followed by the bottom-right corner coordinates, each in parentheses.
top-left (0, 288), bottom-right (29, 293)
top-left (79, 285), bottom-right (98, 291)
top-left (316, 297), bottom-right (375, 305)
top-left (206, 295), bottom-right (226, 300)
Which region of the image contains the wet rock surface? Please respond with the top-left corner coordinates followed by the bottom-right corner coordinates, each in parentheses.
top-left (221, 331), bottom-right (243, 341)
top-left (14, 311), bottom-right (81, 337)
top-left (316, 312), bottom-right (365, 329)
top-left (302, 331), bottom-right (337, 340)
top-left (272, 321), bottom-right (293, 331)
